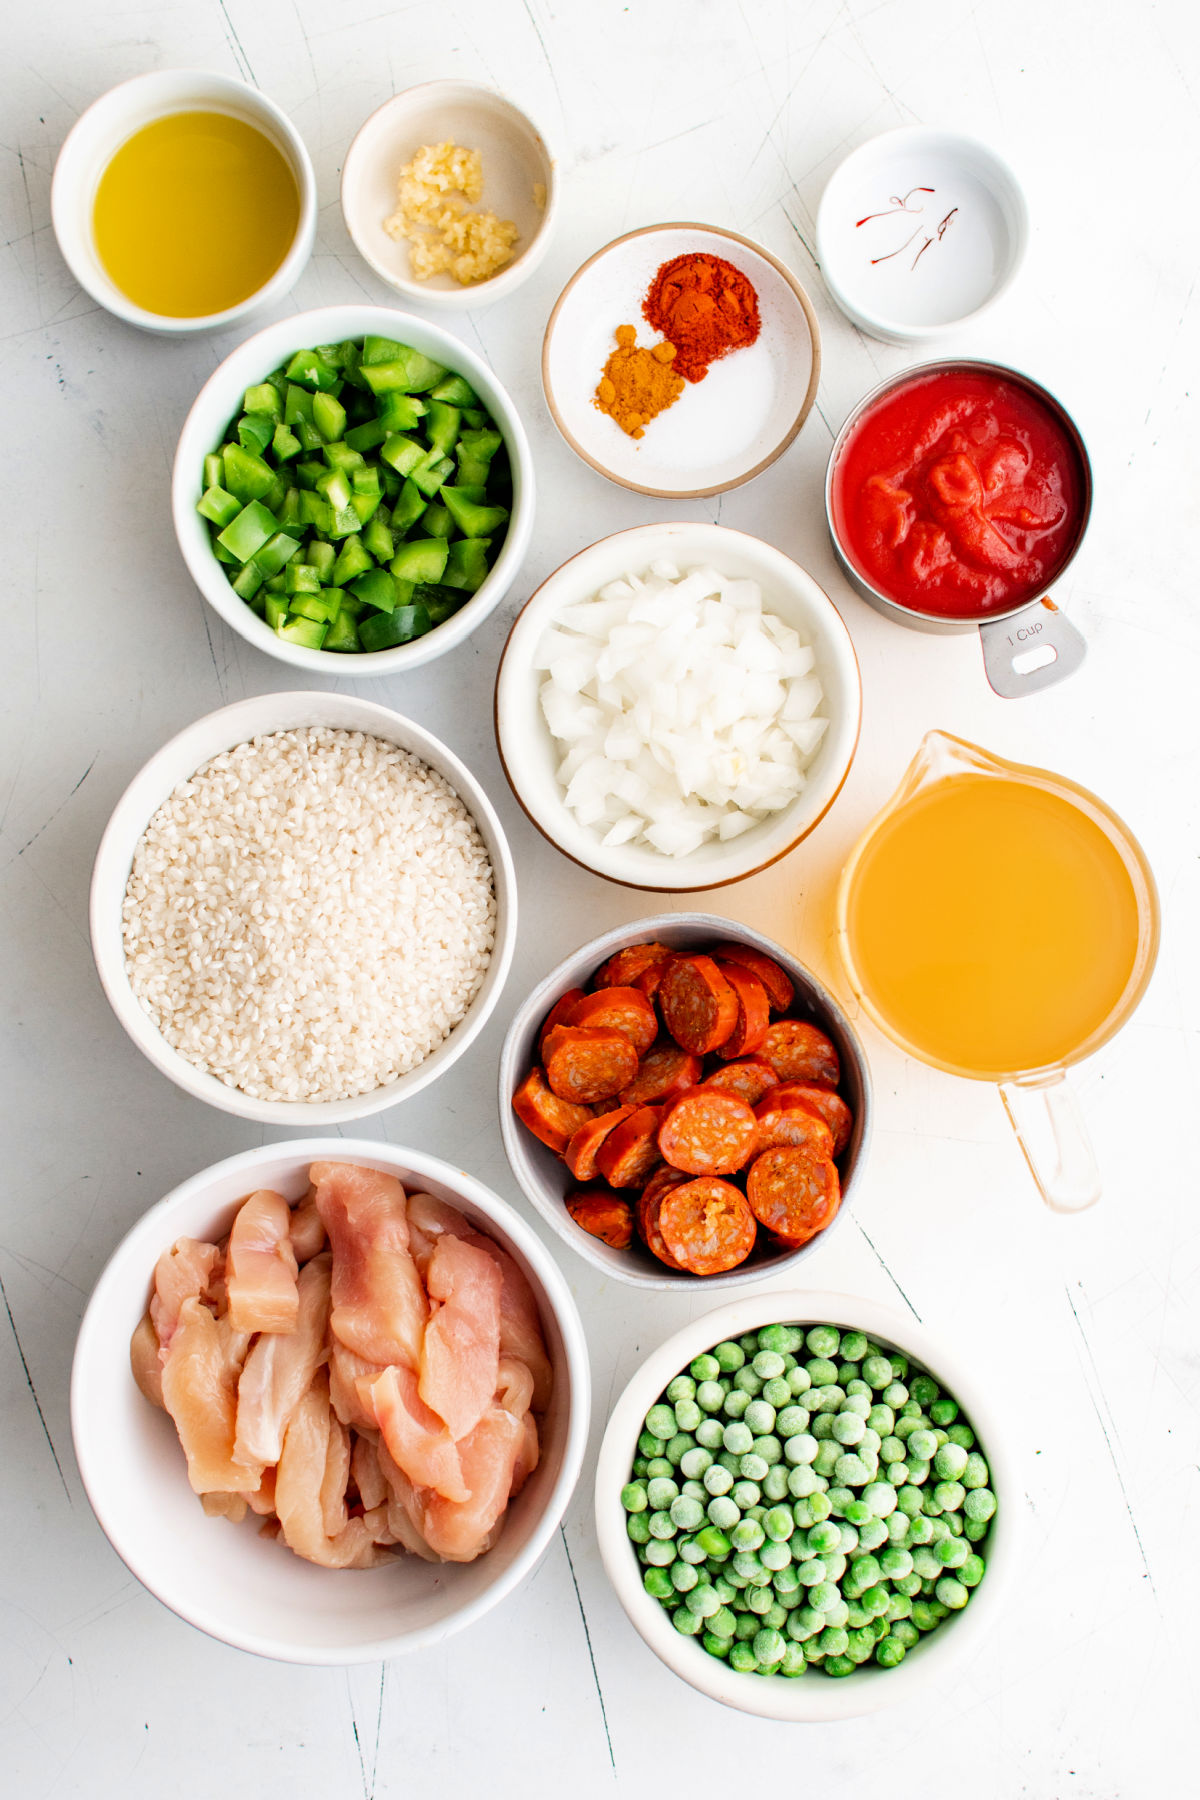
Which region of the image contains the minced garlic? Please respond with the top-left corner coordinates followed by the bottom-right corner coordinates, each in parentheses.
top-left (384, 141), bottom-right (519, 286)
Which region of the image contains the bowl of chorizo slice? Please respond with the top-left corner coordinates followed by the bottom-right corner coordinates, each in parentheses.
top-left (498, 915), bottom-right (871, 1288)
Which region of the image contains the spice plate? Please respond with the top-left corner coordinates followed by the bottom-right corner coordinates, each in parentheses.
top-left (542, 224), bottom-right (821, 498)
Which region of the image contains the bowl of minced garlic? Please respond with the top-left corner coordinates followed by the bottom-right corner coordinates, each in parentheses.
top-left (341, 82), bottom-right (557, 309)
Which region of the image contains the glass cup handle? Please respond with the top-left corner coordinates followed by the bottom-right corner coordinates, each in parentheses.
top-left (999, 1071), bottom-right (1101, 1212)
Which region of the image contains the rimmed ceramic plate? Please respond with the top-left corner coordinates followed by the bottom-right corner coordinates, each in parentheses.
top-left (542, 224), bottom-right (821, 498)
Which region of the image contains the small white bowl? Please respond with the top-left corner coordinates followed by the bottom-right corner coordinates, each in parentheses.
top-left (543, 224), bottom-right (821, 498)
top-left (596, 1289), bottom-right (1017, 1719)
top-left (816, 128), bottom-right (1028, 345)
top-left (172, 303), bottom-right (535, 675)
top-left (71, 1139), bottom-right (590, 1664)
top-left (90, 691), bottom-right (517, 1125)
top-left (495, 522), bottom-right (861, 891)
top-left (498, 914), bottom-right (872, 1291)
top-left (341, 82), bottom-right (557, 310)
top-left (51, 69), bottom-right (317, 336)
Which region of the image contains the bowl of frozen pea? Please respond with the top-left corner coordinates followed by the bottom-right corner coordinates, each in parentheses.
top-left (594, 1291), bottom-right (1016, 1720)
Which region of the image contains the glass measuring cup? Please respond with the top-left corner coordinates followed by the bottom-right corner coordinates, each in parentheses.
top-left (835, 732), bottom-right (1159, 1210)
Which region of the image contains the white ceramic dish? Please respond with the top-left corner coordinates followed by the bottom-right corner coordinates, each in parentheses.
top-left (71, 1139), bottom-right (590, 1665)
top-left (341, 82), bottom-right (557, 309)
top-left (495, 522), bottom-right (861, 891)
top-left (816, 128), bottom-right (1028, 344)
top-left (90, 690), bottom-right (517, 1125)
top-left (498, 914), bottom-right (871, 1291)
top-left (172, 303), bottom-right (534, 675)
top-left (51, 69), bottom-right (316, 336)
top-left (542, 224), bottom-right (821, 497)
top-left (596, 1289), bottom-right (1017, 1719)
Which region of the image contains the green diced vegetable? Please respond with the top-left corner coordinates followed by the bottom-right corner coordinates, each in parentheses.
top-left (295, 458), bottom-right (326, 489)
top-left (362, 349), bottom-right (448, 395)
top-left (389, 478), bottom-right (427, 536)
top-left (297, 491), bottom-right (334, 533)
top-left (359, 603), bottom-right (432, 651)
top-left (203, 452), bottom-right (223, 490)
top-left (453, 484), bottom-right (487, 504)
top-left (421, 504), bottom-right (453, 540)
top-left (411, 582), bottom-right (465, 626)
top-left (344, 418), bottom-right (387, 453)
top-left (389, 538), bottom-right (448, 584)
top-left (284, 384), bottom-right (315, 424)
top-left (290, 588), bottom-right (343, 625)
top-left (308, 540), bottom-right (336, 583)
top-left (217, 500), bottom-right (277, 563)
top-left (461, 407), bottom-right (487, 428)
top-left (332, 533), bottom-right (373, 587)
top-left (243, 382), bottom-right (283, 420)
top-left (284, 347), bottom-right (341, 392)
top-left (231, 561), bottom-right (264, 600)
top-left (329, 504), bottom-right (364, 540)
top-left (323, 442), bottom-right (365, 473)
top-left (287, 562), bottom-right (321, 595)
top-left (252, 530), bottom-right (302, 577)
top-left (197, 485), bottom-right (242, 529)
top-left (277, 487), bottom-right (303, 531)
top-left (238, 413), bottom-right (274, 455)
top-left (222, 443), bottom-right (276, 503)
top-left (411, 452), bottom-right (455, 498)
top-left (338, 339), bottom-right (367, 390)
top-left (277, 613), bottom-right (329, 648)
top-left (442, 486), bottom-right (509, 538)
top-left (264, 591), bottom-right (288, 630)
top-left (363, 518), bottom-right (395, 562)
top-left (212, 538), bottom-right (239, 565)
top-left (323, 608), bottom-right (362, 652)
top-left (294, 417), bottom-right (324, 452)
top-left (456, 457), bottom-right (490, 489)
top-left (316, 466), bottom-right (353, 511)
top-left (459, 427), bottom-right (502, 465)
top-left (272, 421), bottom-right (303, 461)
top-left (362, 335), bottom-right (405, 365)
top-left (313, 390), bottom-right (347, 443)
top-left (381, 434), bottom-right (426, 477)
top-left (430, 373), bottom-right (477, 407)
top-left (379, 392), bottom-right (426, 432)
top-left (350, 490), bottom-right (382, 525)
top-left (443, 537), bottom-right (491, 591)
top-left (264, 475), bottom-right (289, 514)
top-left (425, 401), bottom-right (462, 454)
top-left (351, 463), bottom-right (381, 496)
top-left (349, 566), bottom-right (397, 613)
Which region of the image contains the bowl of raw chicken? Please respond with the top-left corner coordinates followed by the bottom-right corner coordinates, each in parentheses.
top-left (70, 1140), bottom-right (590, 1663)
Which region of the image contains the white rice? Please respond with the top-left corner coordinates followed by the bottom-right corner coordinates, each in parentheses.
top-left (122, 727), bottom-right (496, 1103)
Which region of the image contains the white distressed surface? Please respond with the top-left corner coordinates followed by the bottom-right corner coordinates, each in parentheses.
top-left (2, 1), bottom-right (1197, 1794)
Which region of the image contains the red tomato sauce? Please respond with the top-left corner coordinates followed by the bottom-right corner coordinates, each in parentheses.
top-left (831, 368), bottom-right (1086, 619)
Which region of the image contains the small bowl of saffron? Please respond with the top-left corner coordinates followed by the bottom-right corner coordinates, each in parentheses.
top-left (51, 69), bottom-right (316, 336)
top-left (542, 223), bottom-right (821, 499)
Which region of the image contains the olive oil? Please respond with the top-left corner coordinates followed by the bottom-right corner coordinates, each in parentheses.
top-left (93, 111), bottom-right (299, 317)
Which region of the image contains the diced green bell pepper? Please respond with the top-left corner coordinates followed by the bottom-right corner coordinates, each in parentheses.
top-left (297, 491), bottom-right (334, 533)
top-left (381, 434), bottom-right (426, 477)
top-left (217, 500), bottom-right (278, 563)
top-left (323, 609), bottom-right (362, 652)
top-left (290, 588), bottom-right (343, 625)
top-left (412, 582), bottom-right (466, 625)
top-left (411, 452), bottom-right (455, 498)
top-left (441, 486), bottom-right (509, 538)
top-left (323, 441), bottom-right (365, 473)
top-left (277, 486), bottom-right (303, 531)
top-left (243, 382), bottom-right (283, 420)
top-left (316, 466), bottom-right (353, 511)
top-left (222, 443), bottom-right (276, 503)
top-left (430, 373), bottom-right (478, 407)
top-left (284, 383), bottom-right (315, 424)
top-left (349, 566), bottom-right (397, 613)
top-left (350, 490), bottom-right (382, 526)
top-left (238, 413), bottom-right (274, 456)
top-left (313, 390), bottom-right (347, 443)
top-left (287, 562), bottom-right (322, 595)
top-left (345, 417), bottom-right (388, 453)
top-left (252, 530), bottom-right (302, 578)
top-left (425, 401), bottom-right (462, 454)
top-left (308, 540), bottom-right (336, 583)
top-left (231, 561), bottom-right (264, 600)
top-left (362, 348), bottom-right (448, 395)
top-left (363, 518), bottom-right (395, 563)
top-left (358, 603), bottom-right (432, 651)
top-left (197, 485), bottom-right (242, 529)
top-left (379, 392), bottom-right (426, 432)
top-left (284, 347), bottom-right (341, 392)
top-left (272, 421), bottom-right (303, 461)
top-left (443, 536), bottom-right (492, 591)
top-left (389, 537), bottom-right (448, 584)
top-left (332, 533), bottom-right (374, 587)
top-left (264, 592), bottom-right (289, 630)
top-left (277, 613), bottom-right (330, 648)
top-left (203, 452), bottom-right (223, 490)
top-left (420, 504), bottom-right (453, 540)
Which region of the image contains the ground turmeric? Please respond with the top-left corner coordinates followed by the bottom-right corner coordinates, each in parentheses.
top-left (592, 324), bottom-right (684, 439)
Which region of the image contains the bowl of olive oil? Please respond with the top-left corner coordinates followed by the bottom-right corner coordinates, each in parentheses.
top-left (52, 70), bottom-right (316, 335)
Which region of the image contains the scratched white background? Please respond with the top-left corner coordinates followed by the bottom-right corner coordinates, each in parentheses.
top-left (2, 1), bottom-right (1197, 1793)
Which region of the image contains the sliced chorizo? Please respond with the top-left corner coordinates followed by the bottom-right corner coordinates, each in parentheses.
top-left (709, 943), bottom-right (795, 1011)
top-left (563, 1106), bottom-right (635, 1182)
top-left (537, 987), bottom-right (587, 1058)
top-left (658, 1088), bottom-right (758, 1176)
top-left (542, 1024), bottom-right (639, 1105)
top-left (619, 1042), bottom-right (703, 1108)
top-left (566, 986), bottom-right (657, 1056)
top-left (713, 960), bottom-right (771, 1059)
top-left (595, 1105), bottom-right (664, 1188)
top-left (753, 1094), bottom-right (835, 1159)
top-left (512, 1068), bottom-right (593, 1157)
top-left (761, 1018), bottom-right (841, 1087)
top-left (768, 1082), bottom-right (853, 1156)
top-left (594, 942), bottom-right (672, 991)
top-left (701, 1058), bottom-right (779, 1107)
top-left (565, 1191), bottom-right (634, 1250)
top-left (636, 1168), bottom-right (690, 1269)
top-left (658, 1178), bottom-right (757, 1276)
top-left (658, 954), bottom-right (738, 1056)
top-left (745, 1147), bottom-right (841, 1247)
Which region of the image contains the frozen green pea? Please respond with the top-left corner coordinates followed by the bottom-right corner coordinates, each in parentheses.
top-left (703, 1463), bottom-right (734, 1497)
top-left (773, 1563), bottom-right (801, 1596)
top-left (646, 1477), bottom-right (679, 1509)
top-left (839, 1499), bottom-right (869, 1528)
top-left (814, 1443), bottom-right (841, 1478)
top-left (685, 1583), bottom-right (721, 1618)
top-left (753, 1434), bottom-right (782, 1465)
top-left (637, 1431), bottom-right (665, 1459)
top-left (960, 1554), bottom-right (986, 1588)
top-left (905, 1460), bottom-right (930, 1487)
top-left (680, 1447), bottom-right (713, 1481)
top-left (806, 1325), bottom-right (841, 1358)
top-left (734, 1367), bottom-right (764, 1396)
top-left (731, 1517), bottom-right (765, 1552)
top-left (908, 1515), bottom-right (933, 1546)
top-left (965, 1488), bottom-right (997, 1523)
top-left (893, 1572), bottom-right (921, 1598)
top-left (930, 1397), bottom-right (959, 1426)
top-left (670, 1559), bottom-right (699, 1592)
top-left (746, 1585), bottom-right (774, 1616)
top-left (907, 1428), bottom-right (937, 1462)
top-left (880, 1436), bottom-right (907, 1465)
top-left (807, 1490), bottom-right (833, 1522)
top-left (695, 1418), bottom-right (726, 1452)
top-left (834, 1453), bottom-right (870, 1487)
top-left (811, 1414), bottom-right (835, 1442)
top-left (645, 1404), bottom-right (675, 1439)
top-left (796, 1557), bottom-right (827, 1587)
top-left (631, 1457), bottom-right (648, 1478)
top-left (694, 1525), bottom-right (732, 1559)
top-left (729, 1641), bottom-right (757, 1671)
top-left (723, 1391), bottom-right (751, 1425)
top-left (817, 1625), bottom-right (849, 1657)
top-left (810, 1581), bottom-right (842, 1613)
top-left (671, 1496), bottom-right (705, 1532)
top-left (760, 1540), bottom-right (792, 1572)
top-left (936, 1535), bottom-right (969, 1569)
top-left (891, 1618), bottom-right (919, 1649)
top-left (964, 1518), bottom-right (989, 1542)
top-left (646, 1458), bottom-right (675, 1481)
top-left (832, 1412), bottom-right (866, 1446)
top-left (648, 1510), bottom-right (678, 1541)
top-left (835, 1362), bottom-right (858, 1387)
top-left (887, 1463), bottom-right (911, 1487)
top-left (806, 1357), bottom-right (839, 1387)
top-left (883, 1382), bottom-right (908, 1408)
top-left (912, 1547), bottom-right (941, 1580)
top-left (627, 1513), bottom-right (651, 1544)
top-left (695, 1381), bottom-right (726, 1416)
top-left (812, 1384), bottom-right (847, 1413)
top-left (643, 1566), bottom-right (674, 1599)
top-left (723, 1421), bottom-right (753, 1456)
top-left (838, 1523), bottom-right (860, 1554)
top-left (761, 1505), bottom-right (792, 1542)
top-left (825, 1552), bottom-right (848, 1584)
top-left (666, 1433), bottom-right (694, 1465)
top-left (910, 1598), bottom-right (940, 1631)
top-left (788, 1465), bottom-right (820, 1500)
top-left (713, 1340), bottom-right (744, 1372)
top-left (762, 1377), bottom-right (792, 1408)
top-left (935, 1576), bottom-right (968, 1610)
top-left (860, 1431), bottom-right (882, 1459)
top-left (787, 1606), bottom-right (823, 1642)
top-left (690, 1353), bottom-right (721, 1382)
top-left (788, 1366), bottom-right (813, 1396)
top-left (868, 1405), bottom-right (895, 1437)
top-left (807, 1519), bottom-right (842, 1555)
top-left (704, 1632), bottom-right (733, 1659)
top-left (707, 1495), bottom-right (740, 1529)
top-left (826, 1486), bottom-right (853, 1517)
top-left (673, 1400), bottom-right (702, 1435)
top-left (673, 1606), bottom-right (704, 1636)
top-left (857, 1517), bottom-right (889, 1552)
top-left (876, 1636), bottom-right (906, 1669)
top-left (712, 1575), bottom-right (737, 1603)
top-left (835, 1330), bottom-right (866, 1362)
top-left (909, 1373), bottom-right (938, 1407)
top-left (667, 1374), bottom-right (696, 1404)
top-left (845, 1625), bottom-right (876, 1664)
top-left (862, 1355), bottom-right (893, 1390)
top-left (644, 1538), bottom-right (675, 1566)
top-left (753, 1626), bottom-right (786, 1665)
top-left (620, 1482), bottom-right (648, 1514)
top-left (948, 1421), bottom-right (976, 1450)
top-left (962, 1451), bottom-right (989, 1489)
top-left (841, 1393), bottom-right (871, 1422)
top-left (753, 1350), bottom-right (786, 1381)
top-left (886, 1512), bottom-right (911, 1545)
top-left (758, 1323), bottom-right (802, 1355)
top-left (763, 1466), bottom-right (791, 1502)
top-left (862, 1481), bottom-right (898, 1518)
top-left (858, 1584), bottom-right (889, 1618)
top-left (739, 1453), bottom-right (770, 1484)
top-left (934, 1480), bottom-right (965, 1512)
top-left (880, 1545), bottom-right (913, 1580)
top-left (731, 1480), bottom-right (760, 1510)
top-left (780, 1642), bottom-right (809, 1677)
top-left (896, 1485), bottom-right (924, 1518)
top-left (934, 1441), bottom-right (968, 1480)
top-left (824, 1654), bottom-right (855, 1678)
top-left (680, 1480), bottom-right (707, 1502)
top-left (894, 1415), bottom-right (920, 1442)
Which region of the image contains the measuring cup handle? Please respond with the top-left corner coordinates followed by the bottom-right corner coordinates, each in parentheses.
top-left (999, 1072), bottom-right (1101, 1212)
top-left (979, 597), bottom-right (1087, 698)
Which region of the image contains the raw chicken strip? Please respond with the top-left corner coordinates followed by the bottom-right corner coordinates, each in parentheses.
top-left (130, 1311), bottom-right (164, 1408)
top-left (289, 1185), bottom-right (327, 1262)
top-left (201, 1491), bottom-right (248, 1522)
top-left (150, 1237), bottom-right (220, 1355)
top-left (376, 1442), bottom-right (440, 1563)
top-left (313, 1162), bottom-right (428, 1369)
top-left (351, 1431), bottom-right (389, 1511)
top-left (329, 1342), bottom-right (383, 1431)
top-left (495, 1355), bottom-right (534, 1420)
top-left (275, 1377), bottom-right (394, 1569)
top-left (321, 1411), bottom-right (352, 1537)
top-left (510, 1410), bottom-right (540, 1498)
top-left (234, 1253), bottom-right (331, 1467)
top-left (418, 1235), bottom-right (501, 1441)
top-left (467, 1235), bottom-right (554, 1411)
top-left (362, 1364), bottom-right (468, 1503)
top-left (160, 1297), bottom-right (260, 1494)
top-left (243, 1467), bottom-right (277, 1516)
top-left (226, 1190), bottom-right (299, 1333)
top-left (419, 1403), bottom-right (526, 1562)
top-left (406, 1191), bottom-right (474, 1276)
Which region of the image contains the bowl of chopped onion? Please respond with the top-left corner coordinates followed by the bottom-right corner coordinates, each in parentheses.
top-left (493, 523), bottom-right (862, 891)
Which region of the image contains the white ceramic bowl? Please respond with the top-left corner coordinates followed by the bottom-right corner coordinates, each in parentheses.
top-left (51, 69), bottom-right (317, 336)
top-left (495, 523), bottom-right (862, 891)
top-left (72, 1139), bottom-right (590, 1664)
top-left (498, 914), bottom-right (872, 1291)
top-left (172, 303), bottom-right (534, 675)
top-left (341, 82), bottom-right (557, 310)
top-left (90, 690), bottom-right (517, 1125)
top-left (596, 1289), bottom-right (1017, 1719)
top-left (542, 223), bottom-right (821, 498)
top-left (816, 128), bottom-right (1028, 344)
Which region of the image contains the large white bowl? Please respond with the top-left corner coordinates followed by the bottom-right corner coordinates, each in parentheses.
top-left (498, 914), bottom-right (872, 1290)
top-left (341, 82), bottom-right (558, 310)
top-left (595, 1290), bottom-right (1017, 1720)
top-left (494, 523), bottom-right (861, 891)
top-left (172, 304), bottom-right (534, 675)
top-left (91, 691), bottom-right (516, 1125)
top-left (51, 69), bottom-right (317, 336)
top-left (71, 1139), bottom-right (591, 1665)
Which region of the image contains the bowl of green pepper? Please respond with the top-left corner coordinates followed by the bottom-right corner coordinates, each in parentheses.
top-left (172, 303), bottom-right (534, 673)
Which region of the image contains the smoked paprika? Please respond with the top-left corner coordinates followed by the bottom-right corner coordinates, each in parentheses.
top-left (643, 252), bottom-right (761, 382)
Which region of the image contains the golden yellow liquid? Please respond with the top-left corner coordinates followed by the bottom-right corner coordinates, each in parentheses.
top-left (843, 775), bottom-right (1142, 1077)
top-left (93, 111), bottom-right (300, 317)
